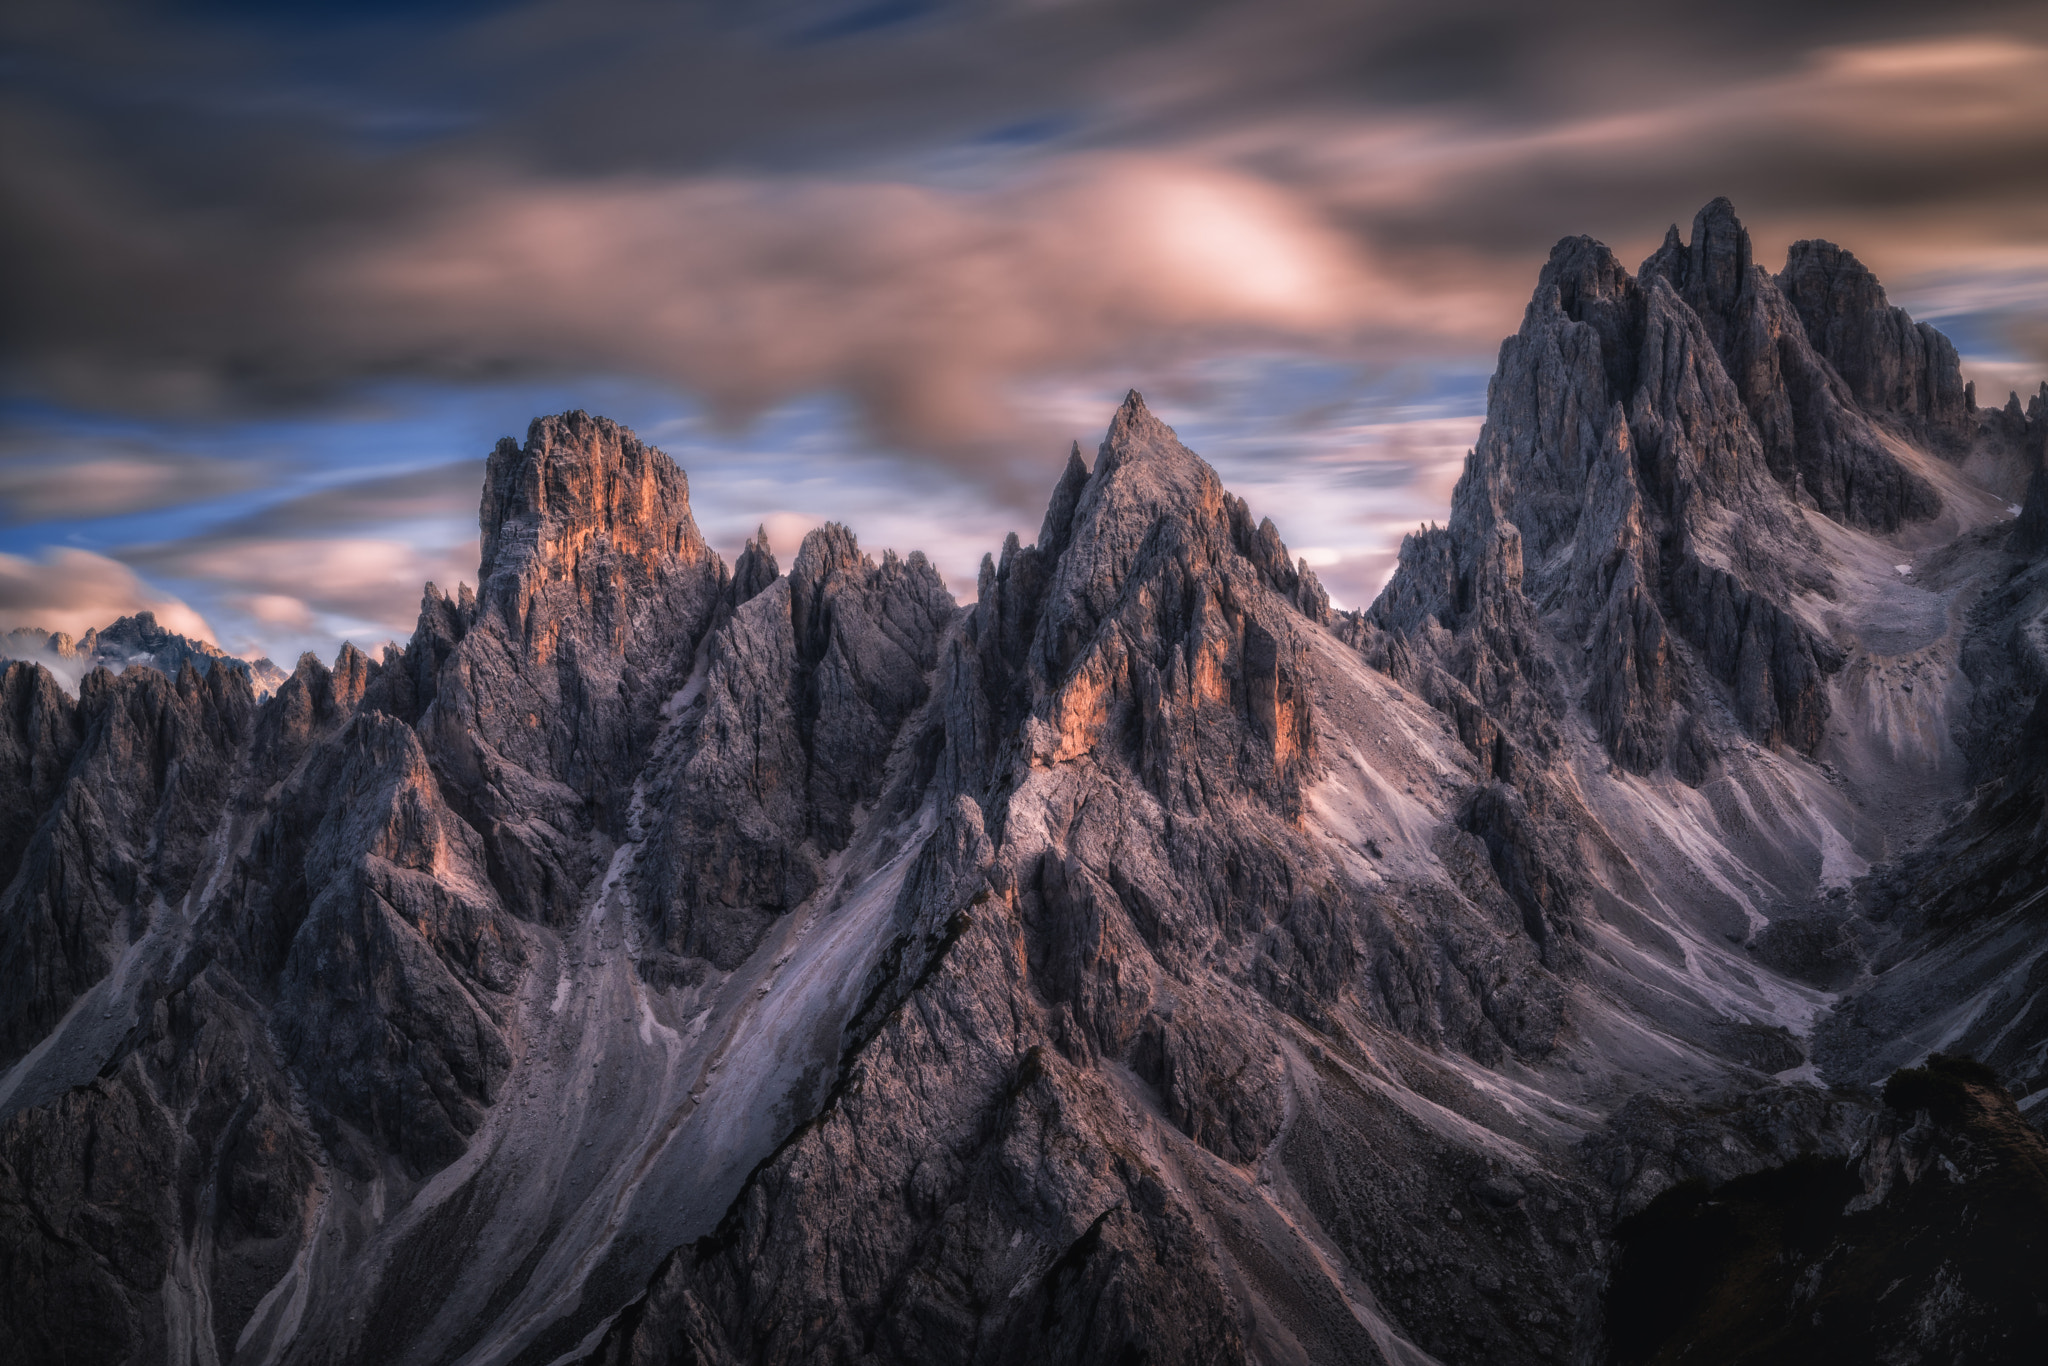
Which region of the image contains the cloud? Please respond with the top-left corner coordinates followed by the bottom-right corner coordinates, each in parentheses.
top-left (1277, 33), bottom-right (2048, 278)
top-left (0, 546), bottom-right (214, 640)
top-left (0, 436), bottom-right (268, 523)
top-left (198, 460), bottom-right (484, 537)
top-left (327, 159), bottom-right (1393, 486)
top-left (122, 534), bottom-right (480, 640)
top-left (10, 4), bottom-right (2042, 491)
top-left (3, 144), bottom-right (1405, 501)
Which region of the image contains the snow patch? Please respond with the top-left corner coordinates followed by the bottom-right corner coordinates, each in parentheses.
top-left (1772, 1060), bottom-right (1825, 1088)
top-left (1817, 819), bottom-right (1869, 890)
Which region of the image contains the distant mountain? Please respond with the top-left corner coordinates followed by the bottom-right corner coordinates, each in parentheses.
top-left (1, 610), bottom-right (288, 696)
top-left (1, 201), bottom-right (2045, 1366)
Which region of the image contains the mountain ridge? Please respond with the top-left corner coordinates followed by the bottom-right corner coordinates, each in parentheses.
top-left (1, 612), bottom-right (288, 697)
top-left (1, 199), bottom-right (2045, 1365)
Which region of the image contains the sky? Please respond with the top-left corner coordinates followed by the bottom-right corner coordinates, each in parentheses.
top-left (4, 0), bottom-right (2047, 666)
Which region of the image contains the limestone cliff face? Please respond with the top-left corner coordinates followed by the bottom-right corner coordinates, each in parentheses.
top-left (636, 522), bottom-right (956, 974)
top-left (588, 393), bottom-right (1601, 1366)
top-left (1777, 236), bottom-right (1973, 454)
top-left (424, 412), bottom-right (729, 924)
top-left (0, 411), bottom-right (969, 1366)
top-left (2011, 406), bottom-right (2048, 556)
top-left (1649, 202), bottom-right (1943, 530)
top-left (582, 210), bottom-right (2047, 1366)
top-left (0, 415), bottom-right (724, 1361)
top-left (1, 203), bottom-right (2046, 1366)
top-left (0, 660), bottom-right (253, 1062)
top-left (1358, 199), bottom-right (1968, 786)
top-left (0, 663), bottom-right (81, 903)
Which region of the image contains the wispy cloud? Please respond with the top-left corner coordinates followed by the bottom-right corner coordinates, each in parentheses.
top-left (0, 438), bottom-right (269, 523)
top-left (122, 533), bottom-right (479, 653)
top-left (0, 546), bottom-right (213, 641)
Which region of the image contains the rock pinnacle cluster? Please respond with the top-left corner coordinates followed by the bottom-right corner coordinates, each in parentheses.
top-left (3, 202), bottom-right (2046, 1365)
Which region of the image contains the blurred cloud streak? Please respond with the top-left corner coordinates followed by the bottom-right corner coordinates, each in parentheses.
top-left (0, 546), bottom-right (214, 641)
top-left (0, 445), bottom-right (266, 523)
top-left (122, 533), bottom-right (481, 651)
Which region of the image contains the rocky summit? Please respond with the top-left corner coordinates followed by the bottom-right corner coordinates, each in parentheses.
top-left (2, 613), bottom-right (288, 699)
top-left (3, 202), bottom-right (2046, 1366)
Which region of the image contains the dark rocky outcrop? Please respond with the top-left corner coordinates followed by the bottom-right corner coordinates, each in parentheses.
top-left (1778, 237), bottom-right (1973, 455)
top-left (2014, 449), bottom-right (2048, 557)
top-left (1606, 1055), bottom-right (2048, 1366)
top-left (588, 394), bottom-right (1596, 1366)
top-left (637, 522), bottom-right (956, 971)
top-left (0, 660), bottom-right (254, 1064)
top-left (1645, 201), bottom-right (1942, 531)
top-left (0, 663), bottom-right (81, 896)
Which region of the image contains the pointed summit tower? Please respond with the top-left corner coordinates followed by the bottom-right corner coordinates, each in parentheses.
top-left (1363, 198), bottom-right (1980, 779)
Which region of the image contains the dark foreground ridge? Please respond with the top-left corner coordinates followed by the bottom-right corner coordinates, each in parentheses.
top-left (2, 204), bottom-right (2046, 1365)
top-left (1607, 1055), bottom-right (2048, 1365)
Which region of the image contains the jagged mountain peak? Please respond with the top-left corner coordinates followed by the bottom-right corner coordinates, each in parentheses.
top-left (1, 609), bottom-right (287, 696)
top-left (91, 609), bottom-right (226, 658)
top-left (729, 522), bottom-right (781, 606)
top-left (1072, 390), bottom-right (1237, 558)
top-left (1636, 196), bottom-right (1754, 292)
top-left (464, 410), bottom-right (723, 673)
top-left (1779, 235), bottom-right (1972, 450)
top-left (1035, 441), bottom-right (1092, 560)
top-left (410, 412), bottom-right (734, 920)
top-left (7, 214), bottom-right (2047, 1363)
top-left (477, 409), bottom-right (711, 590)
top-left (991, 392), bottom-right (1328, 677)
top-left (1099, 386), bottom-right (1166, 451)
top-left (1681, 194), bottom-right (1753, 310)
top-left (1971, 379), bottom-right (2048, 500)
top-left (1366, 195), bottom-right (1996, 777)
top-left (1093, 388), bottom-right (1208, 486)
top-left (790, 519), bottom-right (864, 583)
top-left (1539, 233), bottom-right (1635, 306)
top-left (1781, 234), bottom-right (1889, 309)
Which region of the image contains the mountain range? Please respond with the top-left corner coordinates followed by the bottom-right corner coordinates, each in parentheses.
top-left (2, 198), bottom-right (2045, 1365)
top-left (2, 615), bottom-right (288, 699)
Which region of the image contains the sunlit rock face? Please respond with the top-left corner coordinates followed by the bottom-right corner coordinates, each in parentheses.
top-left (3, 202), bottom-right (2047, 1366)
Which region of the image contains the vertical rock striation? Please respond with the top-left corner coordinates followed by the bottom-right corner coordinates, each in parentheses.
top-left (636, 522), bottom-right (956, 973)
top-left (0, 412), bottom-right (744, 1363)
top-left (1358, 199), bottom-right (1964, 783)
top-left (427, 411), bottom-right (728, 924)
top-left (1777, 235), bottom-right (1972, 454)
top-left (0, 660), bottom-right (254, 1062)
top-left (586, 395), bottom-right (1600, 1366)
